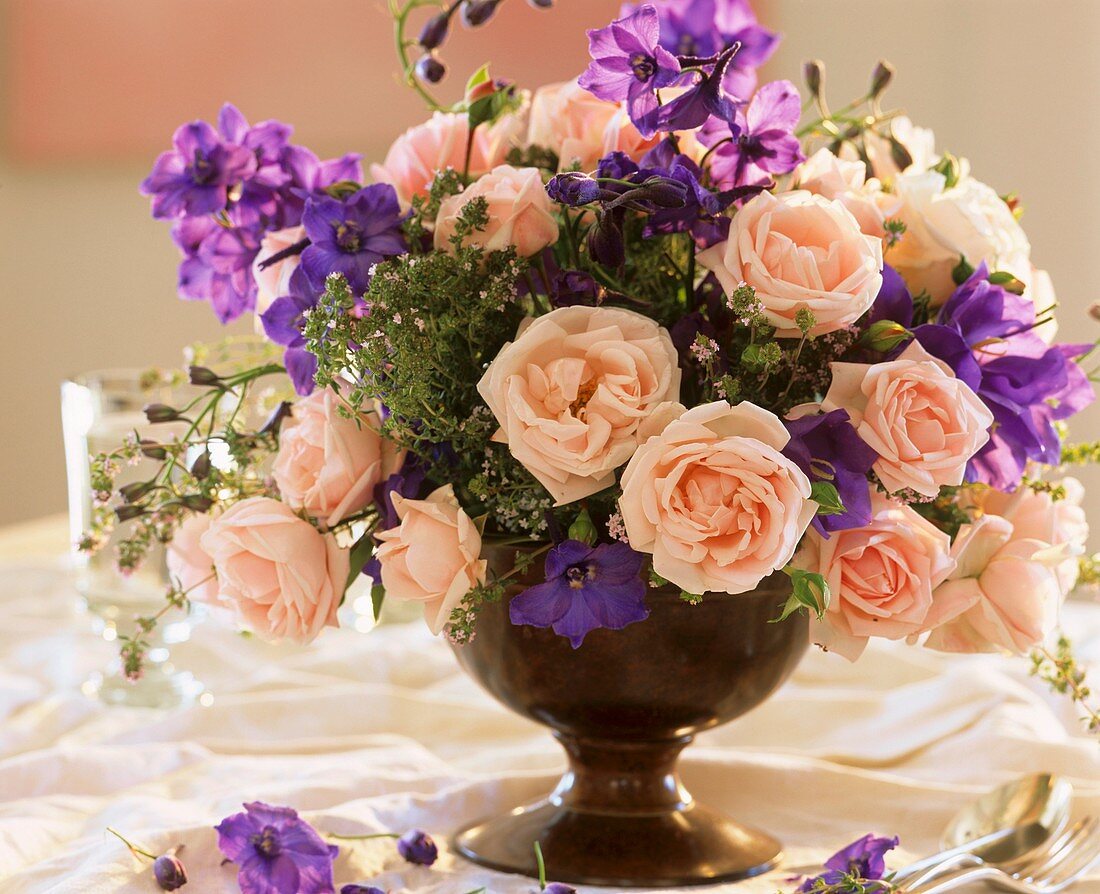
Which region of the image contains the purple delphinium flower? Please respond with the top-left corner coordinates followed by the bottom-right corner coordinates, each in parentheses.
top-left (396, 829), bottom-right (438, 866)
top-left (915, 264), bottom-right (1095, 490)
top-left (798, 834), bottom-right (899, 892)
top-left (280, 145), bottom-right (365, 227)
top-left (651, 41), bottom-right (743, 133)
top-left (867, 264), bottom-right (914, 328)
top-left (140, 120), bottom-right (257, 220)
top-left (301, 185), bottom-right (407, 297)
top-left (215, 802), bottom-right (338, 894)
top-left (510, 540), bottom-right (649, 648)
top-left (782, 410), bottom-right (878, 535)
top-left (173, 217), bottom-right (261, 323)
top-left (578, 5), bottom-right (683, 137)
top-left (260, 267), bottom-right (320, 395)
top-left (701, 79), bottom-right (804, 189)
top-left (216, 103), bottom-right (293, 228)
top-left (630, 0), bottom-right (779, 98)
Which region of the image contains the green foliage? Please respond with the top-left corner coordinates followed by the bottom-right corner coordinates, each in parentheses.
top-left (1062, 441), bottom-right (1100, 466)
top-left (1031, 636), bottom-right (1100, 733)
top-left (467, 447), bottom-right (553, 537)
top-left (810, 481), bottom-right (846, 517)
top-left (774, 567), bottom-right (831, 623)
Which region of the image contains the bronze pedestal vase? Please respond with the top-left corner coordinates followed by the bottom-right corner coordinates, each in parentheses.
top-left (450, 546), bottom-right (809, 888)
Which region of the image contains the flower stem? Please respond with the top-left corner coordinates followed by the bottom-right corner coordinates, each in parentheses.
top-left (106, 827), bottom-right (156, 861)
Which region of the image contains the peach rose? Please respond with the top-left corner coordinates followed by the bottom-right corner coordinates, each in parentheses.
top-left (370, 110), bottom-right (518, 206)
top-left (374, 484), bottom-right (487, 635)
top-left (698, 190), bottom-right (884, 338)
top-left (822, 341), bottom-right (994, 498)
top-left (794, 148), bottom-right (901, 239)
top-left (600, 106), bottom-right (663, 163)
top-left (434, 164), bottom-right (559, 257)
top-left (797, 492), bottom-right (956, 660)
top-left (273, 389), bottom-right (405, 527)
top-left (888, 170), bottom-right (1031, 304)
top-left (974, 477), bottom-right (1089, 596)
top-left (619, 401), bottom-right (815, 596)
top-left (924, 513), bottom-right (1068, 654)
top-left (199, 497), bottom-right (349, 643)
top-left (252, 225), bottom-right (305, 321)
top-left (166, 512), bottom-right (219, 606)
top-left (478, 305), bottom-right (681, 504)
top-left (527, 80), bottom-right (621, 171)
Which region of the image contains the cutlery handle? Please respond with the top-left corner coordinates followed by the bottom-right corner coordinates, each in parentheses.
top-left (904, 866), bottom-right (999, 894)
top-left (894, 847), bottom-right (986, 885)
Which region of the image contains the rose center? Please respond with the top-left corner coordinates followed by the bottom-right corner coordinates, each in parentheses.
top-left (569, 378), bottom-right (600, 419)
top-left (336, 221), bottom-right (363, 253)
top-left (251, 825), bottom-right (281, 859)
top-left (630, 53), bottom-right (657, 82)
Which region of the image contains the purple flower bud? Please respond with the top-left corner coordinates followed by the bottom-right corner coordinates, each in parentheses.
top-left (180, 494), bottom-right (214, 512)
top-left (153, 853), bottom-right (188, 890)
top-left (115, 504), bottom-right (147, 522)
top-left (340, 886), bottom-right (385, 894)
top-left (143, 403), bottom-right (180, 424)
top-left (460, 0), bottom-right (502, 27)
top-left (415, 54), bottom-right (446, 85)
top-left (139, 439), bottom-right (168, 460)
top-left (119, 480), bottom-right (155, 503)
top-left (587, 211), bottom-right (626, 269)
top-left (546, 172), bottom-right (600, 206)
top-left (417, 12), bottom-right (450, 49)
top-left (259, 401), bottom-right (292, 436)
top-left (396, 829), bottom-right (438, 866)
top-left (544, 885), bottom-right (576, 894)
top-left (527, 0), bottom-right (553, 6)
top-left (187, 366), bottom-right (221, 386)
top-left (639, 177), bottom-right (689, 208)
top-left (189, 450), bottom-right (212, 480)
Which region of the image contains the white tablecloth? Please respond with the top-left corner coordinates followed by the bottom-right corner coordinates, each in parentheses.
top-left (2, 525), bottom-right (1100, 894)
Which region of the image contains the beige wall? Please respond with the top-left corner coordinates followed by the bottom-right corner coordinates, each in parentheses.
top-left (1, 0), bottom-right (1098, 534)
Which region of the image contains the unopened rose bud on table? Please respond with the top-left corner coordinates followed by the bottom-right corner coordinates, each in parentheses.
top-left (396, 829), bottom-right (438, 866)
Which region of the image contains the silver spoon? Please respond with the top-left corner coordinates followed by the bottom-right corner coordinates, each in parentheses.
top-left (893, 774), bottom-right (1073, 887)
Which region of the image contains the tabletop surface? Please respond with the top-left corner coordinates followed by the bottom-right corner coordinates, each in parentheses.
top-left (1, 516), bottom-right (1099, 893)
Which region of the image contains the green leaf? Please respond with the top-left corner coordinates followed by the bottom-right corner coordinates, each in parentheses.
top-left (772, 567), bottom-right (830, 622)
top-left (371, 584), bottom-right (385, 622)
top-left (810, 481), bottom-right (846, 517)
top-left (680, 590), bottom-right (703, 605)
top-left (345, 533), bottom-right (376, 590)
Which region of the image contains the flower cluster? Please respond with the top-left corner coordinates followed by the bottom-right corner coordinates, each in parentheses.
top-left (90, 0), bottom-right (1100, 719)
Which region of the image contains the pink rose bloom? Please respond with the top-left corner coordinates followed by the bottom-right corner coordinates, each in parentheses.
top-left (199, 497), bottom-right (349, 644)
top-left (166, 512), bottom-right (219, 605)
top-left (374, 484), bottom-right (487, 635)
top-left (370, 110), bottom-right (517, 206)
top-left (698, 190), bottom-right (884, 338)
top-left (619, 401), bottom-right (815, 596)
top-left (798, 492), bottom-right (956, 660)
top-left (794, 148), bottom-right (900, 239)
top-left (925, 513), bottom-right (1068, 654)
top-left (434, 164), bottom-right (559, 257)
top-left (975, 478), bottom-right (1089, 596)
top-left (822, 341), bottom-right (994, 498)
top-left (251, 225), bottom-right (306, 321)
top-left (478, 306), bottom-right (681, 504)
top-left (272, 389), bottom-right (405, 527)
top-left (527, 81), bottom-right (621, 171)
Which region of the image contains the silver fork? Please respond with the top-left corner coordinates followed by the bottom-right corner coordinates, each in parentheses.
top-left (903, 817), bottom-right (1100, 894)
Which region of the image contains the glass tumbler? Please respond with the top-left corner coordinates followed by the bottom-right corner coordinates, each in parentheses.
top-left (61, 370), bottom-right (203, 708)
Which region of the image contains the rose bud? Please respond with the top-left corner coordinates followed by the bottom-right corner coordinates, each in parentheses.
top-left (417, 11), bottom-right (450, 49)
top-left (859, 319), bottom-right (912, 352)
top-left (340, 887), bottom-right (385, 894)
top-left (415, 54), bottom-right (446, 85)
top-left (396, 829), bottom-right (438, 866)
top-left (144, 403), bottom-right (180, 424)
top-left (460, 0), bottom-right (502, 27)
top-left (153, 853), bottom-right (188, 890)
top-left (187, 366), bottom-right (221, 387)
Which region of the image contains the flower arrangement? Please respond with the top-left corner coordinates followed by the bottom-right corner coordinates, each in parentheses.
top-left (84, 0), bottom-right (1100, 724)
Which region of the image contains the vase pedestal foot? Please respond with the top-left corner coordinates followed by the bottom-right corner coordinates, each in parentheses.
top-left (453, 797), bottom-right (782, 888)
